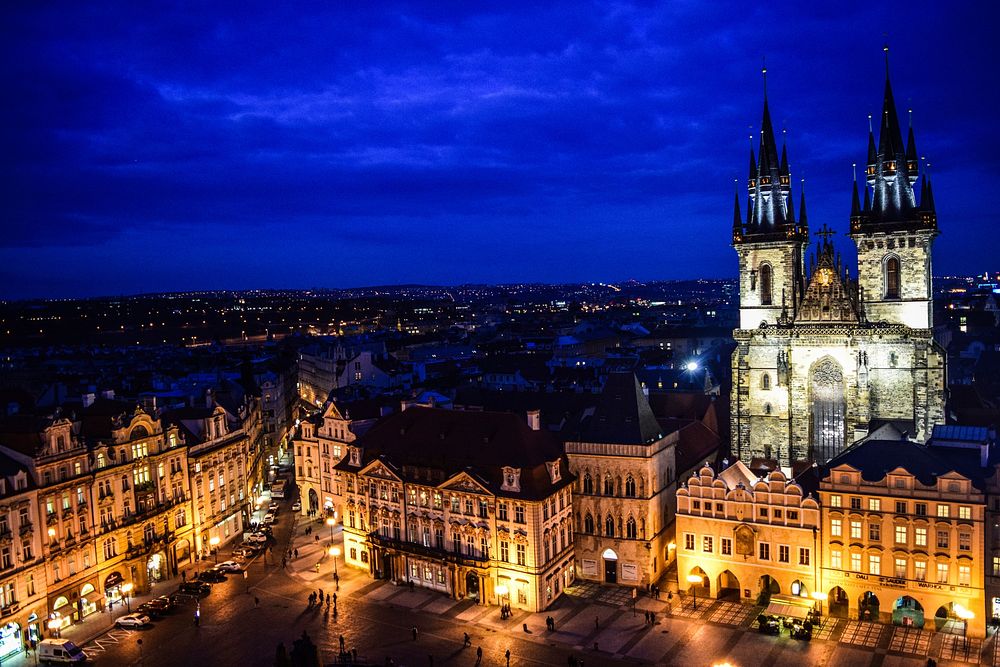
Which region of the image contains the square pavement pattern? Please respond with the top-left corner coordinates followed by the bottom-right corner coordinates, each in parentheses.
top-left (840, 621), bottom-right (884, 648)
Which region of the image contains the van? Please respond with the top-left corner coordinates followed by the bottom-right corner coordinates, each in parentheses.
top-left (38, 638), bottom-right (88, 663)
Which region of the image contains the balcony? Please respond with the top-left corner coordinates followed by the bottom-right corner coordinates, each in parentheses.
top-left (367, 531), bottom-right (489, 568)
top-left (46, 512), bottom-right (59, 526)
top-left (18, 522), bottom-right (32, 536)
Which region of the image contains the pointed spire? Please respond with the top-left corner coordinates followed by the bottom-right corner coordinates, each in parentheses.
top-left (748, 138), bottom-right (757, 183)
top-left (786, 186), bottom-right (796, 225)
top-left (780, 141), bottom-right (789, 175)
top-left (733, 181), bottom-right (743, 237)
top-left (851, 166), bottom-right (862, 217)
top-left (878, 49), bottom-right (905, 159)
top-left (866, 116), bottom-right (877, 167)
top-left (862, 183), bottom-right (871, 212)
top-left (924, 175), bottom-right (936, 212)
top-left (799, 179), bottom-right (809, 232)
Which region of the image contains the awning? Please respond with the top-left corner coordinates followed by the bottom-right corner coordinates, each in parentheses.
top-left (765, 595), bottom-right (812, 620)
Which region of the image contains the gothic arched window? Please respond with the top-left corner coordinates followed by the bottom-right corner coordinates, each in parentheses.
top-left (603, 475), bottom-right (614, 496)
top-left (760, 264), bottom-right (773, 305)
top-left (605, 515), bottom-right (615, 537)
top-left (584, 513), bottom-right (594, 534)
top-left (885, 256), bottom-right (901, 299)
top-left (582, 473), bottom-right (593, 494)
top-left (761, 373), bottom-right (771, 390)
top-left (625, 517), bottom-right (637, 539)
top-left (624, 475), bottom-right (636, 498)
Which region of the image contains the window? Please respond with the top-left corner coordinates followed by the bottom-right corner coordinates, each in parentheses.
top-left (895, 525), bottom-right (907, 544)
top-left (759, 507), bottom-right (768, 518)
top-left (994, 555), bottom-right (1000, 578)
top-left (850, 497), bottom-right (862, 510)
top-left (692, 500), bottom-right (701, 510)
top-left (479, 500), bottom-right (488, 519)
top-left (498, 503), bottom-right (508, 522)
top-left (774, 509), bottom-right (782, 519)
top-left (936, 504), bottom-right (950, 518)
top-left (915, 503), bottom-right (927, 516)
top-left (759, 263), bottom-right (773, 305)
top-left (582, 473), bottom-right (593, 494)
top-left (959, 506), bottom-right (971, 520)
top-left (516, 544), bottom-right (525, 566)
top-left (959, 532), bottom-right (971, 552)
top-left (831, 518), bottom-right (842, 537)
top-left (584, 514), bottom-right (594, 533)
top-left (787, 510), bottom-right (798, 520)
top-left (868, 498), bottom-right (881, 512)
top-left (830, 495), bottom-right (842, 508)
top-left (626, 517), bottom-right (637, 539)
top-left (758, 543), bottom-right (770, 560)
top-left (914, 561), bottom-right (927, 581)
top-left (799, 548), bottom-right (810, 566)
top-left (761, 373), bottom-right (771, 390)
top-left (684, 533), bottom-right (695, 551)
top-left (605, 516), bottom-right (615, 537)
top-left (624, 475), bottom-right (636, 497)
top-left (514, 505), bottom-right (525, 524)
top-left (915, 527), bottom-right (927, 547)
top-left (885, 256), bottom-right (900, 299)
top-left (894, 558), bottom-right (907, 578)
top-left (868, 555), bottom-right (880, 575)
top-left (500, 541), bottom-right (509, 562)
top-left (778, 545), bottom-right (789, 563)
top-left (959, 565), bottom-right (971, 586)
top-left (936, 563), bottom-right (948, 584)
top-left (851, 553), bottom-right (862, 572)
top-left (722, 538), bottom-right (732, 556)
top-left (831, 550), bottom-right (842, 569)
top-left (850, 521), bottom-right (862, 540)
top-left (868, 522), bottom-right (881, 542)
top-left (936, 530), bottom-right (949, 549)
top-left (895, 501), bottom-right (907, 514)
top-left (603, 475), bottom-right (614, 495)
top-left (703, 536), bottom-right (713, 553)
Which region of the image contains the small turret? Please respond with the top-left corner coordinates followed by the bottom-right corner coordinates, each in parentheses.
top-left (732, 184), bottom-right (743, 244)
top-left (798, 181), bottom-right (810, 236)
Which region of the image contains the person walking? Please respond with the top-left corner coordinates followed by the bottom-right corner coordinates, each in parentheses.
top-left (412, 626), bottom-right (418, 641)
top-left (254, 596), bottom-right (260, 608)
top-left (505, 649), bottom-right (511, 666)
top-left (463, 632), bottom-right (471, 647)
top-left (475, 647), bottom-right (482, 665)
top-left (339, 635), bottom-right (346, 652)
top-left (594, 616), bottom-right (599, 631)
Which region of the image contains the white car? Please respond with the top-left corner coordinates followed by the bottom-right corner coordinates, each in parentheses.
top-left (217, 560), bottom-right (243, 573)
top-left (268, 502), bottom-right (279, 511)
top-left (291, 501), bottom-right (301, 512)
top-left (245, 533), bottom-right (268, 544)
top-left (262, 513), bottom-right (275, 524)
top-left (116, 613), bottom-right (151, 628)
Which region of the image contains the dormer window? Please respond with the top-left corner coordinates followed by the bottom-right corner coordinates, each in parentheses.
top-left (349, 447), bottom-right (361, 466)
top-left (547, 461), bottom-right (561, 484)
top-left (501, 467), bottom-right (521, 493)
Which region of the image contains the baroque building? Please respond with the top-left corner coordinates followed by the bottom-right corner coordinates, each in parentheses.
top-left (731, 61), bottom-right (945, 466)
top-left (335, 406), bottom-right (574, 612)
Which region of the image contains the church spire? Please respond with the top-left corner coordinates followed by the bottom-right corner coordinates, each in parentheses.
top-left (798, 180), bottom-right (810, 234)
top-left (732, 181), bottom-right (743, 243)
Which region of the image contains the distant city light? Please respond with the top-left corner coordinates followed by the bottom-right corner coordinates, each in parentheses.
top-left (685, 361), bottom-right (699, 372)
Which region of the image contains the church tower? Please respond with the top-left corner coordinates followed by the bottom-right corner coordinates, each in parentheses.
top-left (850, 48), bottom-right (938, 329)
top-left (733, 71), bottom-right (808, 329)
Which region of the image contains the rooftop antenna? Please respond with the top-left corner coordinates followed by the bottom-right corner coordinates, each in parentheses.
top-left (762, 56), bottom-right (768, 99)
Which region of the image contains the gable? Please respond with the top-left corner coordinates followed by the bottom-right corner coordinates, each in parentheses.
top-left (359, 459), bottom-right (401, 482)
top-left (440, 471), bottom-right (492, 495)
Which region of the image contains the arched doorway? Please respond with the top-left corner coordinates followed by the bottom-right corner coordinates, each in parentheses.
top-left (758, 575), bottom-right (779, 603)
top-left (859, 591), bottom-right (880, 621)
top-left (602, 548), bottom-right (618, 584)
top-left (465, 572), bottom-right (480, 601)
top-left (147, 551), bottom-right (166, 583)
top-left (308, 488), bottom-right (319, 514)
top-left (829, 586), bottom-right (849, 617)
top-left (175, 539), bottom-right (191, 566)
top-left (934, 603), bottom-right (970, 634)
top-left (717, 570), bottom-right (740, 601)
top-left (689, 566), bottom-right (709, 597)
top-left (810, 357), bottom-right (846, 462)
top-left (790, 580), bottom-right (809, 597)
top-left (893, 596), bottom-right (925, 628)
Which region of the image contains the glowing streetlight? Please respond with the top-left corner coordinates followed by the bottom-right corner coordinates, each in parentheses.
top-left (47, 616), bottom-right (62, 638)
top-left (686, 574), bottom-right (703, 610)
top-left (121, 582), bottom-right (134, 612)
top-left (326, 516), bottom-right (336, 545)
top-left (209, 536), bottom-right (220, 563)
top-left (328, 546), bottom-right (341, 589)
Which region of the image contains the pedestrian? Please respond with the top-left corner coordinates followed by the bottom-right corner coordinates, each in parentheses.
top-left (339, 635), bottom-right (346, 651)
top-left (182, 571), bottom-right (187, 582)
top-left (412, 626), bottom-right (418, 641)
top-left (326, 594), bottom-right (331, 608)
top-left (668, 591), bottom-right (673, 601)
top-left (476, 646), bottom-right (483, 665)
top-left (650, 612), bottom-right (655, 625)
top-left (294, 548), bottom-right (298, 558)
top-left (595, 616), bottom-right (599, 631)
top-left (505, 649), bottom-right (511, 666)
top-left (255, 596), bottom-right (260, 608)
top-left (463, 632), bottom-right (471, 647)
top-left (333, 592), bottom-right (338, 604)
top-left (644, 611), bottom-right (649, 625)
top-left (319, 590), bottom-right (324, 604)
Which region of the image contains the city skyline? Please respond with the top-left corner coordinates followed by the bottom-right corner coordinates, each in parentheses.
top-left (4, 2), bottom-right (998, 299)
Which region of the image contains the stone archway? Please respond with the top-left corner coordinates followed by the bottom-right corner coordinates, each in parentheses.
top-left (717, 570), bottom-right (740, 601)
top-left (859, 591), bottom-right (880, 621)
top-left (308, 488), bottom-right (319, 513)
top-left (893, 595), bottom-right (925, 628)
top-left (810, 357), bottom-right (846, 462)
top-left (758, 575), bottom-right (780, 602)
top-left (829, 586), bottom-right (849, 618)
top-left (790, 579), bottom-right (809, 597)
top-left (602, 548), bottom-right (618, 584)
top-left (465, 572), bottom-right (480, 601)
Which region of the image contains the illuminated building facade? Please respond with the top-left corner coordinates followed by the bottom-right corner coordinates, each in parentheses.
top-left (335, 407), bottom-right (574, 612)
top-left (294, 401), bottom-right (352, 518)
top-left (676, 461), bottom-right (820, 603)
top-left (731, 61), bottom-right (945, 465)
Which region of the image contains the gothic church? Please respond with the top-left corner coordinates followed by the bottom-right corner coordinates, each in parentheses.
top-left (731, 57), bottom-right (946, 466)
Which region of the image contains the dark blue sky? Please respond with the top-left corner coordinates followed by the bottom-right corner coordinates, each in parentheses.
top-left (3, 2), bottom-right (998, 299)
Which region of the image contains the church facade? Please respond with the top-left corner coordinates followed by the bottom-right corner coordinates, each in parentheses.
top-left (731, 64), bottom-right (946, 466)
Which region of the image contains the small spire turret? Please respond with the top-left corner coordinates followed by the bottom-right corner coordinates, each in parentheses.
top-left (798, 180), bottom-right (809, 235)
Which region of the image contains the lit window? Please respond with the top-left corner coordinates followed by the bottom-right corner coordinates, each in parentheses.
top-left (868, 555), bottom-right (881, 575)
top-left (831, 519), bottom-right (842, 537)
top-left (850, 553), bottom-right (861, 571)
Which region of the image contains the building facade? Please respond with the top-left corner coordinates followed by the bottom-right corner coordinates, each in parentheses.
top-left (820, 436), bottom-right (987, 637)
top-left (731, 65), bottom-right (945, 466)
top-left (335, 407), bottom-right (574, 612)
top-left (676, 461), bottom-right (820, 603)
top-left (0, 456), bottom-right (45, 660)
top-left (294, 401), bottom-right (352, 518)
top-left (565, 373), bottom-right (677, 588)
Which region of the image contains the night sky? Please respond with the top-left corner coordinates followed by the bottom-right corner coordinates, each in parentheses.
top-left (3, 2), bottom-right (998, 299)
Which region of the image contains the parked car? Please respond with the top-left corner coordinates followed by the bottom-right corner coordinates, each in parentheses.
top-left (217, 560), bottom-right (243, 573)
top-left (291, 501), bottom-right (301, 512)
top-left (116, 613), bottom-right (151, 628)
top-left (269, 502), bottom-right (279, 511)
top-left (137, 602), bottom-right (166, 618)
top-left (198, 569), bottom-right (226, 583)
top-left (233, 546), bottom-right (260, 559)
top-left (148, 596), bottom-right (174, 612)
top-left (262, 513), bottom-right (275, 524)
top-left (245, 532), bottom-right (268, 544)
top-left (178, 581), bottom-right (212, 596)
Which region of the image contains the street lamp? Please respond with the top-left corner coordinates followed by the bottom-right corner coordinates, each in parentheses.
top-left (209, 536), bottom-right (220, 563)
top-left (122, 583), bottom-right (134, 613)
top-left (328, 546), bottom-right (341, 589)
top-left (326, 517), bottom-right (336, 545)
top-left (47, 616), bottom-right (62, 639)
top-left (811, 591), bottom-right (827, 616)
top-left (686, 574), bottom-right (703, 610)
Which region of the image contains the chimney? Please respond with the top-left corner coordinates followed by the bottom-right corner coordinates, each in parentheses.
top-left (82, 393), bottom-right (95, 408)
top-left (527, 409), bottom-right (541, 431)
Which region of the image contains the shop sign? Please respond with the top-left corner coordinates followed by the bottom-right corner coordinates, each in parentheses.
top-left (917, 582), bottom-right (943, 590)
top-left (878, 577), bottom-right (906, 589)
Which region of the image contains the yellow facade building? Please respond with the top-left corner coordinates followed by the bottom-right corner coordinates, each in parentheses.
top-left (676, 461), bottom-right (821, 603)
